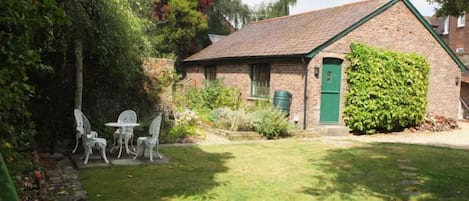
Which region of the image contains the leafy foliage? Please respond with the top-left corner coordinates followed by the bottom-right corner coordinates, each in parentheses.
top-left (427, 0), bottom-right (469, 16)
top-left (153, 0), bottom-right (208, 59)
top-left (252, 0), bottom-right (297, 21)
top-left (166, 109), bottom-right (202, 141)
top-left (63, 0), bottom-right (155, 84)
top-left (211, 107), bottom-right (254, 131)
top-left (208, 0), bottom-right (251, 29)
top-left (30, 0), bottom-right (163, 149)
top-left (344, 43), bottom-right (430, 134)
top-left (211, 105), bottom-right (291, 138)
top-left (175, 80), bottom-right (242, 114)
top-left (144, 68), bottom-right (181, 102)
top-left (0, 0), bottom-right (68, 196)
top-left (0, 0), bottom-right (60, 158)
top-left (252, 105), bottom-right (291, 138)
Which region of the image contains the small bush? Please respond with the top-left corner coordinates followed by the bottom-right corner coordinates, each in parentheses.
top-left (165, 109), bottom-right (203, 141)
top-left (212, 107), bottom-right (254, 131)
top-left (252, 106), bottom-right (291, 139)
top-left (167, 124), bottom-right (196, 139)
top-left (174, 109), bottom-right (199, 127)
top-left (175, 79), bottom-right (242, 111)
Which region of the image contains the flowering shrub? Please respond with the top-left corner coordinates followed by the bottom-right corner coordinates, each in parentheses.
top-left (174, 109), bottom-right (199, 127)
top-left (212, 107), bottom-right (254, 131)
top-left (252, 107), bottom-right (290, 139)
top-left (167, 109), bottom-right (201, 139)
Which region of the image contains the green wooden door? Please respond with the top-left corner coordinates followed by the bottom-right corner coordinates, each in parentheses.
top-left (320, 58), bottom-right (342, 124)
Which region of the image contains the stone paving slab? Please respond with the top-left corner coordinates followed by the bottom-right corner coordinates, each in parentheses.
top-left (397, 159), bottom-right (411, 163)
top-left (402, 172), bottom-right (418, 176)
top-left (399, 165), bottom-right (418, 171)
top-left (70, 150), bottom-right (169, 169)
top-left (402, 179), bottom-right (421, 185)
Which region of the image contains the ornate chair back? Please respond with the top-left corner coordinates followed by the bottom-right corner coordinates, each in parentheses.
top-left (117, 110), bottom-right (137, 133)
top-left (74, 109), bottom-right (95, 138)
top-left (74, 109), bottom-right (87, 135)
top-left (149, 114), bottom-right (162, 140)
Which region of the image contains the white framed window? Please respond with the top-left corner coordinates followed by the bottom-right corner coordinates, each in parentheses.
top-left (456, 48), bottom-right (465, 53)
top-left (458, 13), bottom-right (466, 27)
top-left (443, 16), bottom-right (449, 35)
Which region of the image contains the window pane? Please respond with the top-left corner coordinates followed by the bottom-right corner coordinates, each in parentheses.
top-left (251, 64), bottom-right (270, 97)
top-left (458, 14), bottom-right (466, 27)
top-left (205, 66), bottom-right (216, 80)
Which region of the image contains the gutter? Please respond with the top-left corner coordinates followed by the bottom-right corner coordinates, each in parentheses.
top-left (183, 54), bottom-right (305, 66)
top-left (302, 56), bottom-right (310, 130)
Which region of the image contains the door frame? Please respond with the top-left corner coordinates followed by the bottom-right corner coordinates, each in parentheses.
top-left (319, 58), bottom-right (343, 124)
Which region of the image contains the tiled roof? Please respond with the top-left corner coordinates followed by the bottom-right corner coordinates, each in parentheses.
top-left (185, 0), bottom-right (389, 62)
top-left (424, 16), bottom-right (445, 35)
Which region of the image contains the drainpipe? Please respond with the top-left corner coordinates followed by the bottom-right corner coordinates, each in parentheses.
top-left (302, 57), bottom-right (310, 130)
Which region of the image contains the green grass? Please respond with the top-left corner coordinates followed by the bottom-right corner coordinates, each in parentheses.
top-left (79, 140), bottom-right (469, 201)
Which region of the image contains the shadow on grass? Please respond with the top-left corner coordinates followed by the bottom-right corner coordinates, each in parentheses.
top-left (303, 143), bottom-right (469, 201)
top-left (79, 145), bottom-right (233, 201)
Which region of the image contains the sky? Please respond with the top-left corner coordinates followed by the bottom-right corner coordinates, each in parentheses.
top-left (242, 0), bottom-right (439, 16)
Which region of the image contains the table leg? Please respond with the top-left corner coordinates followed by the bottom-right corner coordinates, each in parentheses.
top-left (110, 132), bottom-right (118, 153)
top-left (124, 134), bottom-right (136, 155)
top-left (117, 133), bottom-right (124, 159)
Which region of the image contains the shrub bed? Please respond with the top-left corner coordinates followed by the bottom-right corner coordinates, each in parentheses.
top-left (345, 43), bottom-right (430, 134)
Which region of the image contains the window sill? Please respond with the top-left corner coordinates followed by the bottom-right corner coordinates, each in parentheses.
top-left (247, 96), bottom-right (269, 101)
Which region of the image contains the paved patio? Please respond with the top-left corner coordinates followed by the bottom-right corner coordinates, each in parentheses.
top-left (322, 121), bottom-right (469, 150)
top-left (69, 149), bottom-right (170, 169)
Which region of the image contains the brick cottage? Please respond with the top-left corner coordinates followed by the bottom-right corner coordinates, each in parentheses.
top-left (183, 0), bottom-right (466, 130)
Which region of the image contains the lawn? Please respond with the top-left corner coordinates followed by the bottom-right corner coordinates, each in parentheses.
top-left (78, 140), bottom-right (469, 201)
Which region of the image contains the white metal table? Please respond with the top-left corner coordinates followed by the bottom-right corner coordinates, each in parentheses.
top-left (105, 122), bottom-right (140, 158)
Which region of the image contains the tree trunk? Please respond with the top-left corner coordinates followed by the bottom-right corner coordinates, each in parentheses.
top-left (74, 38), bottom-right (83, 110)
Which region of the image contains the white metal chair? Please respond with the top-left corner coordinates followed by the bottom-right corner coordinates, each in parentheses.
top-left (134, 114), bottom-right (162, 162)
top-left (112, 110), bottom-right (137, 158)
top-left (73, 109), bottom-right (109, 164)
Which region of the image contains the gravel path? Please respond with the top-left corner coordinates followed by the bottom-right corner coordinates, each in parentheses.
top-left (323, 121), bottom-right (469, 150)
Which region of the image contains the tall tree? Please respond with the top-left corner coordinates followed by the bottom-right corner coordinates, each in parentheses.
top-left (427, 0), bottom-right (469, 16)
top-left (252, 0), bottom-right (297, 21)
top-left (62, 0), bottom-right (155, 110)
top-left (151, 0), bottom-right (208, 59)
top-left (208, 0), bottom-right (251, 29)
top-left (62, 0), bottom-right (96, 110)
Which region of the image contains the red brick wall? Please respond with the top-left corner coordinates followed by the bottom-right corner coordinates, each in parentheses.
top-left (306, 1), bottom-right (461, 126)
top-left (186, 62), bottom-right (305, 122)
top-left (185, 65), bottom-right (205, 88)
top-left (448, 16), bottom-right (469, 56)
top-left (270, 63), bottom-right (305, 121)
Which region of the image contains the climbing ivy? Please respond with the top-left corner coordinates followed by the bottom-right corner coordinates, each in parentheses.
top-left (344, 43), bottom-right (430, 134)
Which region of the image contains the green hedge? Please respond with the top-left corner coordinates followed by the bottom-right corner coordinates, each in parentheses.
top-left (344, 43), bottom-right (430, 134)
top-left (0, 153), bottom-right (19, 201)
